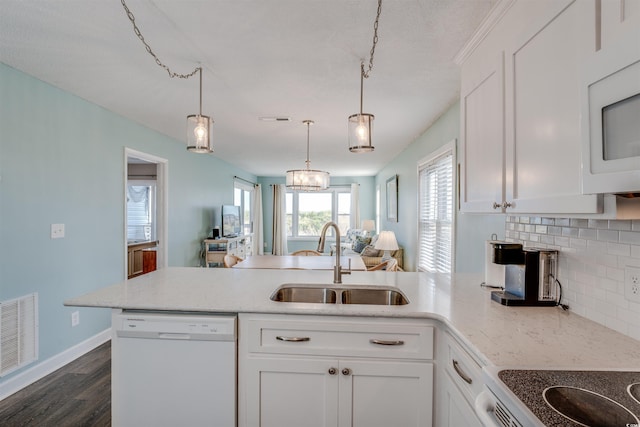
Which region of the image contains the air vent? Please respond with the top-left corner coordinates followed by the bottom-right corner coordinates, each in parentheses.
top-left (495, 399), bottom-right (523, 427)
top-left (258, 116), bottom-right (291, 122)
top-left (0, 293), bottom-right (38, 376)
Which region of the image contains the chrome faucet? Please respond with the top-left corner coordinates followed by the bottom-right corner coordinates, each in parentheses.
top-left (317, 221), bottom-right (351, 284)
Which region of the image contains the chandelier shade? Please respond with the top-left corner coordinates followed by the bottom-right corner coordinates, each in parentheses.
top-left (348, 112), bottom-right (375, 153)
top-left (286, 120), bottom-right (330, 192)
top-left (186, 67), bottom-right (213, 153)
top-left (187, 113), bottom-right (213, 153)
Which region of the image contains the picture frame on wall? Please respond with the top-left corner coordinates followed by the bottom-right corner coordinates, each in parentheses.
top-left (386, 175), bottom-right (398, 222)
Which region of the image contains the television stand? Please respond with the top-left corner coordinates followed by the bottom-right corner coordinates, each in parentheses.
top-left (203, 234), bottom-right (253, 267)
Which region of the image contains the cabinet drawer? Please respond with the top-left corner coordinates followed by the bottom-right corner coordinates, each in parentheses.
top-left (443, 332), bottom-right (483, 406)
top-left (242, 314), bottom-right (433, 360)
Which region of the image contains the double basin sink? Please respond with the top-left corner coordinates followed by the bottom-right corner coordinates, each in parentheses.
top-left (270, 283), bottom-right (409, 306)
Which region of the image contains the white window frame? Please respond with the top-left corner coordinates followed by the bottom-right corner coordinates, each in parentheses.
top-left (417, 140), bottom-right (456, 273)
top-left (287, 186), bottom-right (352, 239)
top-left (234, 180), bottom-right (255, 235)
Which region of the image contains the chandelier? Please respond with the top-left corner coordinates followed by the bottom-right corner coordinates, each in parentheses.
top-left (348, 0), bottom-right (383, 153)
top-left (120, 0), bottom-right (212, 153)
top-left (286, 120), bottom-right (330, 191)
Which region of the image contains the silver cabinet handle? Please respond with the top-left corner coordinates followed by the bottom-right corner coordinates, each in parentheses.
top-left (502, 201), bottom-right (513, 209)
top-left (328, 367), bottom-right (337, 375)
top-left (452, 359), bottom-right (473, 384)
top-left (370, 339), bottom-right (405, 346)
top-left (492, 202), bottom-right (501, 210)
top-left (342, 368), bottom-right (351, 376)
top-left (276, 336), bottom-right (310, 342)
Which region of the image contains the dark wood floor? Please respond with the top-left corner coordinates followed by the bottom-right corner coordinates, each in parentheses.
top-left (0, 341), bottom-right (111, 427)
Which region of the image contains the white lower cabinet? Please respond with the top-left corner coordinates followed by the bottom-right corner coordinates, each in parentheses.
top-left (437, 371), bottom-right (483, 427)
top-left (238, 314), bottom-right (434, 427)
top-left (435, 329), bottom-right (485, 427)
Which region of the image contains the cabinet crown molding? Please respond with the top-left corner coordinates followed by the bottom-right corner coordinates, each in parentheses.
top-left (454, 0), bottom-right (517, 65)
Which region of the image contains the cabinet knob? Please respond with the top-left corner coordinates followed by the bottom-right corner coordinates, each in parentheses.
top-left (502, 201), bottom-right (513, 209)
top-left (328, 367), bottom-right (337, 375)
top-left (492, 202), bottom-right (501, 210)
top-left (342, 368), bottom-right (351, 376)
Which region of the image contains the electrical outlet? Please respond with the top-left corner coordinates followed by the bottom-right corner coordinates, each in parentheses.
top-left (51, 223), bottom-right (65, 239)
top-left (625, 266), bottom-right (640, 303)
top-left (71, 311), bottom-right (79, 327)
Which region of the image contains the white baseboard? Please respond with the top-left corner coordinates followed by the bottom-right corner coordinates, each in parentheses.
top-left (0, 328), bottom-right (112, 401)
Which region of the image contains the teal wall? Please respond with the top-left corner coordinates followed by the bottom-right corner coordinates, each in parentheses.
top-left (258, 176), bottom-right (376, 254)
top-left (0, 63), bottom-right (255, 381)
top-left (374, 102), bottom-right (505, 272)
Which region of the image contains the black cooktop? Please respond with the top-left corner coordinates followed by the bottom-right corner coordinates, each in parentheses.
top-left (498, 369), bottom-right (640, 427)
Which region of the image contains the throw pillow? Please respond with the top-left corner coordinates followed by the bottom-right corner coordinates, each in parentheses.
top-left (360, 245), bottom-right (380, 257)
top-left (353, 236), bottom-right (372, 253)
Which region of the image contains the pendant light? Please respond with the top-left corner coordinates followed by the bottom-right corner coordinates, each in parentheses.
top-left (120, 0), bottom-right (213, 153)
top-left (186, 68), bottom-right (213, 153)
top-left (286, 120), bottom-right (330, 191)
top-left (348, 0), bottom-right (383, 154)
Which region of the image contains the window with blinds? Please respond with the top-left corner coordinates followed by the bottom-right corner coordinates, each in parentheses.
top-left (418, 144), bottom-right (454, 273)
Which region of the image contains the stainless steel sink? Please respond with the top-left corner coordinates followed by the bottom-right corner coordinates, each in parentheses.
top-left (270, 286), bottom-right (337, 304)
top-left (341, 288), bottom-right (409, 305)
top-left (270, 284), bottom-right (409, 305)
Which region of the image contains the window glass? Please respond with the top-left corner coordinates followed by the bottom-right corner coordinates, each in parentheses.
top-left (233, 181), bottom-right (254, 235)
top-left (127, 183), bottom-right (156, 242)
top-left (286, 188), bottom-right (351, 238)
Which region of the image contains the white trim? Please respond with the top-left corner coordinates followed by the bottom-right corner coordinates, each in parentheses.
top-left (0, 328), bottom-right (111, 401)
top-left (124, 148), bottom-right (169, 278)
top-left (453, 0), bottom-right (517, 65)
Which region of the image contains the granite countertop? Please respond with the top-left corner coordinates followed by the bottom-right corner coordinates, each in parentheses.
top-left (64, 267), bottom-right (640, 369)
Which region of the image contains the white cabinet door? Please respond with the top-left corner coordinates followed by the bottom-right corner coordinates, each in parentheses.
top-left (339, 360), bottom-right (433, 427)
top-left (436, 370), bottom-right (483, 427)
top-left (241, 357), bottom-right (339, 427)
top-left (459, 51), bottom-right (506, 213)
top-left (504, 0), bottom-right (600, 213)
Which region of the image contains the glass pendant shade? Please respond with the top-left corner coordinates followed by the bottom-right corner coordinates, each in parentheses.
top-left (285, 169), bottom-right (330, 191)
top-left (187, 114), bottom-right (213, 153)
top-left (348, 113), bottom-right (375, 153)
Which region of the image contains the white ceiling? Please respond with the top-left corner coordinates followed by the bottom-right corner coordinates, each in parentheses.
top-left (0, 0), bottom-right (494, 177)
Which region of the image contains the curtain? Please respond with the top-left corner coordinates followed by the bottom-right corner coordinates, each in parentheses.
top-left (272, 184), bottom-right (288, 255)
top-left (350, 183), bottom-right (360, 229)
top-left (252, 184), bottom-right (264, 255)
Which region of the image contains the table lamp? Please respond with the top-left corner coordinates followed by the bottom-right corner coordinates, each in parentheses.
top-left (361, 219), bottom-right (375, 236)
top-left (374, 231), bottom-right (398, 263)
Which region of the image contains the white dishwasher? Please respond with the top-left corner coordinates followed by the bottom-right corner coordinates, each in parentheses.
top-left (112, 311), bottom-right (236, 427)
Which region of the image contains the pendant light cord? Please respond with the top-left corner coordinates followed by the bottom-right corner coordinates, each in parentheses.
top-left (120, 0), bottom-right (200, 79)
top-left (362, 0), bottom-right (383, 79)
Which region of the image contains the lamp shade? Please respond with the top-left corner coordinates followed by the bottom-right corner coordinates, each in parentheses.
top-left (348, 113), bottom-right (375, 153)
top-left (187, 114), bottom-right (213, 153)
top-left (285, 169), bottom-right (330, 191)
top-left (374, 231), bottom-right (399, 251)
top-left (361, 219), bottom-right (375, 232)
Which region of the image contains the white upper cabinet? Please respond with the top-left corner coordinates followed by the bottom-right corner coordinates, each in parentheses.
top-left (459, 0), bottom-right (603, 214)
top-left (459, 51), bottom-right (505, 213)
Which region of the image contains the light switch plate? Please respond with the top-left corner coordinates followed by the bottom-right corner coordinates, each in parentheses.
top-left (51, 223), bottom-right (65, 239)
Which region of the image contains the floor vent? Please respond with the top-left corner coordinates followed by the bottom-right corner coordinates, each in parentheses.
top-left (0, 293), bottom-right (38, 376)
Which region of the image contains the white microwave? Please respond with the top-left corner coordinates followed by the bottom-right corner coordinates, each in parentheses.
top-left (582, 25), bottom-right (640, 195)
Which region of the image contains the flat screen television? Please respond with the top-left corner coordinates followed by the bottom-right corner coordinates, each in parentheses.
top-left (221, 205), bottom-right (241, 237)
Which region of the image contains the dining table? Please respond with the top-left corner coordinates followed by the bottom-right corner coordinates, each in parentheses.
top-left (232, 255), bottom-right (366, 271)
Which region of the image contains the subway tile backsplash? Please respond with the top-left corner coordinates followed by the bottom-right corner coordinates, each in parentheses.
top-left (505, 216), bottom-right (640, 341)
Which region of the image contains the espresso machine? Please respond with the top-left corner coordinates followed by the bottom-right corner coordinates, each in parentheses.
top-left (486, 242), bottom-right (559, 306)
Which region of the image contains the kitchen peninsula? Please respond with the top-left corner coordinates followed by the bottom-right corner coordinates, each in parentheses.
top-left (65, 267), bottom-right (640, 426)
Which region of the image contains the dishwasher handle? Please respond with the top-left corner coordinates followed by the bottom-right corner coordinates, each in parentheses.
top-left (474, 390), bottom-right (501, 427)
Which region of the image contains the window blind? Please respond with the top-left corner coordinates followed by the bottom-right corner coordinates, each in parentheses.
top-left (418, 149), bottom-right (453, 273)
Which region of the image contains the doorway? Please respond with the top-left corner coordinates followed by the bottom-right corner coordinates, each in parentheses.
top-left (124, 148), bottom-right (168, 279)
